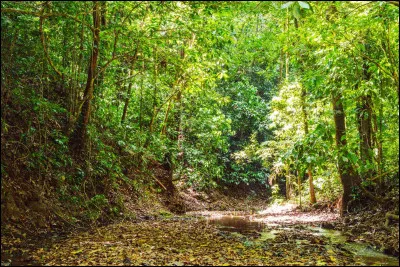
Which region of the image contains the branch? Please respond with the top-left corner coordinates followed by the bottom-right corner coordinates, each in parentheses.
top-left (120, 2), bottom-right (143, 25)
top-left (385, 1), bottom-right (399, 7)
top-left (361, 53), bottom-right (397, 83)
top-left (112, 71), bottom-right (142, 86)
top-left (39, 16), bottom-right (62, 77)
top-left (94, 31), bottom-right (121, 80)
top-left (366, 168), bottom-right (399, 181)
top-left (342, 2), bottom-right (374, 17)
top-left (0, 8), bottom-right (38, 16)
top-left (1, 8), bottom-right (95, 32)
top-left (152, 77), bottom-right (183, 119)
top-left (93, 2), bottom-right (143, 80)
top-left (359, 185), bottom-right (384, 203)
top-left (340, 32), bottom-right (397, 83)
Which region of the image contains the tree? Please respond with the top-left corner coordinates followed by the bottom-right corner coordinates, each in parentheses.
top-left (69, 1), bottom-right (101, 157)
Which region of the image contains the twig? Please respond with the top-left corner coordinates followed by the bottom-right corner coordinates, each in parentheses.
top-left (153, 176), bottom-right (167, 191)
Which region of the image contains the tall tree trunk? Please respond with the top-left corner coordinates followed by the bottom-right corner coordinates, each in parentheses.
top-left (326, 2), bottom-right (360, 217)
top-left (357, 94), bottom-right (373, 179)
top-left (279, 48), bottom-right (283, 83)
top-left (332, 92), bottom-right (360, 216)
top-left (357, 60), bottom-right (374, 179)
top-left (375, 77), bottom-right (384, 185)
top-left (161, 99), bottom-right (173, 135)
top-left (308, 168), bottom-right (316, 203)
top-left (142, 47), bottom-right (158, 151)
top-left (70, 1), bottom-right (101, 156)
top-left (121, 69), bottom-right (132, 123)
top-left (301, 86), bottom-right (316, 204)
top-left (297, 169), bottom-right (302, 208)
top-left (285, 9), bottom-right (289, 80)
top-left (139, 59), bottom-right (145, 131)
top-left (100, 1), bottom-right (107, 27)
top-left (294, 15), bottom-right (316, 204)
top-left (286, 164), bottom-right (291, 199)
top-left (168, 89), bottom-right (183, 194)
top-left (121, 48), bottom-right (138, 123)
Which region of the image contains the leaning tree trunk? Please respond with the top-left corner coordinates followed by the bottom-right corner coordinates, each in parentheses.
top-left (69, 1), bottom-right (101, 157)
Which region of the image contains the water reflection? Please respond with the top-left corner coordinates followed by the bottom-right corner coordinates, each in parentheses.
top-left (207, 215), bottom-right (399, 266)
top-left (207, 215), bottom-right (264, 236)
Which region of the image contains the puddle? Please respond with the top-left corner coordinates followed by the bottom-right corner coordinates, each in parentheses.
top-left (259, 229), bottom-right (281, 241)
top-left (207, 215), bottom-right (399, 266)
top-left (307, 226), bottom-right (348, 243)
top-left (307, 226), bottom-right (399, 266)
top-left (207, 215), bottom-right (264, 236)
top-left (345, 242), bottom-right (399, 266)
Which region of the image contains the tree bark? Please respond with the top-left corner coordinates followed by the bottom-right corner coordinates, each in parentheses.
top-left (69, 1), bottom-right (101, 156)
top-left (121, 48), bottom-right (138, 123)
top-left (161, 99), bottom-right (173, 135)
top-left (286, 164), bottom-right (291, 199)
top-left (285, 8), bottom-right (289, 80)
top-left (332, 92), bottom-right (360, 216)
top-left (326, 2), bottom-right (360, 217)
top-left (357, 94), bottom-right (373, 179)
top-left (357, 58), bottom-right (374, 179)
top-left (301, 87), bottom-right (316, 204)
top-left (294, 15), bottom-right (316, 204)
top-left (308, 168), bottom-right (316, 204)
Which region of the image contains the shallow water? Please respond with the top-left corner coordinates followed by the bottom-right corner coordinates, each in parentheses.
top-left (207, 215), bottom-right (399, 266)
top-left (2, 213), bottom-right (398, 266)
top-left (207, 215), bottom-right (264, 234)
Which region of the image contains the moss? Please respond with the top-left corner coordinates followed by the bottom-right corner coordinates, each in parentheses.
top-left (158, 210), bottom-right (173, 219)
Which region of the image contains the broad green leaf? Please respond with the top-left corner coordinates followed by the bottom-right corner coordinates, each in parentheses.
top-left (293, 4), bottom-right (301, 19)
top-left (298, 1), bottom-right (310, 9)
top-left (281, 1), bottom-right (294, 9)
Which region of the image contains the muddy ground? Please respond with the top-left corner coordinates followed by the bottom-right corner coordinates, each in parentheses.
top-left (1, 202), bottom-right (398, 266)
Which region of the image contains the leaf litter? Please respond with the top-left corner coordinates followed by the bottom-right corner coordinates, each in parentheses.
top-left (1, 205), bottom-right (398, 266)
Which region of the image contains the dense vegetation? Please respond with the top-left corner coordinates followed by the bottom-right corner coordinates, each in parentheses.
top-left (1, 1), bottom-right (398, 229)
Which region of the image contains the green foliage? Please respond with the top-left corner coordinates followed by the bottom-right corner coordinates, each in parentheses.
top-left (1, 0), bottom-right (398, 225)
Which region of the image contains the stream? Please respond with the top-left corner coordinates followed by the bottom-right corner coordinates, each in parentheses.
top-left (207, 214), bottom-right (399, 266)
top-left (1, 209), bottom-right (399, 266)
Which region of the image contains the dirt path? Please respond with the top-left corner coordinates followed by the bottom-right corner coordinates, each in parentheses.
top-left (1, 204), bottom-right (398, 266)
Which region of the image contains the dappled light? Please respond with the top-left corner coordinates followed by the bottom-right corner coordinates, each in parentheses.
top-left (255, 203), bottom-right (338, 225)
top-left (258, 203), bottom-right (298, 215)
top-left (1, 1), bottom-right (399, 266)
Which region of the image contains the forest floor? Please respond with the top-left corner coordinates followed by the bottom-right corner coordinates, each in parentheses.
top-left (1, 202), bottom-right (399, 266)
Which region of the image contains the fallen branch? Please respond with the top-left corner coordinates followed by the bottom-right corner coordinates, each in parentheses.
top-left (358, 169), bottom-right (399, 204)
top-left (153, 176), bottom-right (167, 191)
top-left (366, 168), bottom-right (399, 181)
top-left (359, 185), bottom-right (385, 204)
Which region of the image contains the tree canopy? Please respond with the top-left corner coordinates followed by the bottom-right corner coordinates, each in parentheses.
top-left (1, 1), bottom-right (399, 221)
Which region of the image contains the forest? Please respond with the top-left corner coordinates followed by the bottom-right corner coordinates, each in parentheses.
top-left (1, 1), bottom-right (399, 266)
